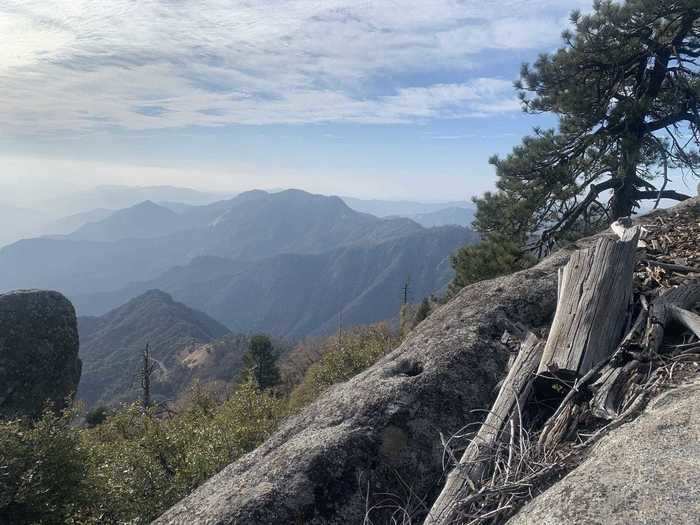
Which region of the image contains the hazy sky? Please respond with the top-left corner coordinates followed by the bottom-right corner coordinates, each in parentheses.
top-left (0, 0), bottom-right (638, 203)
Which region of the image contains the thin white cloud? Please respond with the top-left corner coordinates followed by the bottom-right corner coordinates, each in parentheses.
top-left (0, 0), bottom-right (590, 132)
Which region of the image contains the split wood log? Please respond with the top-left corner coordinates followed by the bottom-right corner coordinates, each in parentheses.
top-left (424, 333), bottom-right (544, 525)
top-left (543, 282), bottom-right (700, 449)
top-left (537, 227), bottom-right (641, 377)
top-left (643, 280), bottom-right (700, 353)
top-left (538, 304), bottom-right (648, 449)
top-left (589, 360), bottom-right (642, 420)
top-left (669, 305), bottom-right (700, 339)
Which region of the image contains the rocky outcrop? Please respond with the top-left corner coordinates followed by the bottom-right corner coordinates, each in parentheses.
top-left (508, 378), bottom-right (700, 525)
top-left (0, 290), bottom-right (81, 419)
top-left (158, 199), bottom-right (698, 524)
top-left (157, 245), bottom-right (571, 524)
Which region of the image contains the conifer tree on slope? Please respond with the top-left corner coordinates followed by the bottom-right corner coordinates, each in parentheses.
top-left (475, 0), bottom-right (700, 250)
top-left (244, 335), bottom-right (281, 390)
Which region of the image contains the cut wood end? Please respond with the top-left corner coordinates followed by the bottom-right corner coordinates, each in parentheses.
top-left (610, 222), bottom-right (645, 246)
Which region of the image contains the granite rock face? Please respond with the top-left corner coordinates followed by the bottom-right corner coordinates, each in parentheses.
top-left (156, 248), bottom-right (569, 524)
top-left (0, 290), bottom-right (81, 419)
top-left (508, 378), bottom-right (700, 525)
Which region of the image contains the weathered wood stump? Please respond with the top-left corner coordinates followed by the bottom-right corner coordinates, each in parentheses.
top-left (424, 222), bottom-right (699, 524)
top-left (537, 227), bottom-right (641, 378)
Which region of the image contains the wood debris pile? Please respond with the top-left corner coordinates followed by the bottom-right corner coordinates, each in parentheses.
top-left (637, 207), bottom-right (700, 291)
top-left (424, 202), bottom-right (700, 525)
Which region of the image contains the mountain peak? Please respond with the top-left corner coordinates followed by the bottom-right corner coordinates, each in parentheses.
top-left (68, 199), bottom-right (181, 241)
top-left (122, 200), bottom-right (177, 216)
top-left (131, 199), bottom-right (160, 209)
top-left (78, 290), bottom-right (231, 406)
top-left (232, 189), bottom-right (269, 202)
top-left (134, 288), bottom-right (174, 303)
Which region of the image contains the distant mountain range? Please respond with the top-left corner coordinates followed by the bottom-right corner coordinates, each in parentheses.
top-left (0, 185), bottom-right (476, 248)
top-left (41, 185), bottom-right (231, 217)
top-left (0, 185), bottom-right (232, 249)
top-left (74, 225), bottom-right (470, 338)
top-left (43, 208), bottom-right (115, 236)
top-left (1, 188), bottom-right (478, 338)
top-left (341, 196), bottom-right (474, 218)
top-left (68, 201), bottom-right (187, 241)
top-left (405, 206), bottom-right (475, 228)
top-left (78, 289), bottom-right (238, 407)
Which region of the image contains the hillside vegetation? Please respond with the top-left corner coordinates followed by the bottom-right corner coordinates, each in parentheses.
top-left (0, 382), bottom-right (281, 524)
top-left (0, 320), bottom-right (398, 524)
top-left (78, 290), bottom-right (232, 407)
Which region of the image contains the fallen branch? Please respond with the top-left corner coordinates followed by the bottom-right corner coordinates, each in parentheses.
top-left (643, 259), bottom-right (700, 274)
top-left (643, 281), bottom-right (700, 354)
top-left (424, 334), bottom-right (543, 525)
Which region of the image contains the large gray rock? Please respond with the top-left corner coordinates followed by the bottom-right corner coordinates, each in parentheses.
top-left (0, 290), bottom-right (81, 419)
top-left (158, 198), bottom-right (699, 525)
top-left (508, 378), bottom-right (700, 525)
top-left (157, 248), bottom-right (568, 524)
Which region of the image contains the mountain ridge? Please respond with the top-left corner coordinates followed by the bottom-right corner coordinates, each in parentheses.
top-left (69, 201), bottom-right (185, 241)
top-left (0, 189), bottom-right (438, 296)
top-left (78, 289), bottom-right (232, 406)
top-left (74, 225), bottom-right (475, 338)
top-left (1, 188), bottom-right (478, 339)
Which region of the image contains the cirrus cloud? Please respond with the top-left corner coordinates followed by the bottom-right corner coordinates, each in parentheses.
top-left (0, 0), bottom-right (590, 133)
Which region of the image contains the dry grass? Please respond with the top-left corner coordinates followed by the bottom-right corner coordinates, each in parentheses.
top-left (445, 338), bottom-right (700, 525)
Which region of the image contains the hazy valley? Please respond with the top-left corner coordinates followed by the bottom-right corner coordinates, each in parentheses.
top-left (0, 187), bottom-right (476, 342)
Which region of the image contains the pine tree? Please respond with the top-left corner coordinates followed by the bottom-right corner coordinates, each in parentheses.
top-left (244, 335), bottom-right (281, 390)
top-left (140, 344), bottom-right (156, 410)
top-left (477, 0), bottom-right (700, 249)
top-left (449, 235), bottom-right (534, 294)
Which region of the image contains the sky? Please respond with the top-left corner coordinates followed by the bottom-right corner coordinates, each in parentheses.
top-left (0, 0), bottom-right (609, 204)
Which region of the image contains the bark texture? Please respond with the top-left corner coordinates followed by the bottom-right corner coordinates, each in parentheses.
top-left (537, 227), bottom-right (640, 376)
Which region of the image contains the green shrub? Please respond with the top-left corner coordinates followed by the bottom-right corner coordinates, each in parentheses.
top-left (414, 298), bottom-right (432, 325)
top-left (82, 379), bottom-right (283, 522)
top-left (289, 324), bottom-right (397, 411)
top-left (85, 406), bottom-right (110, 428)
top-left (0, 409), bottom-right (91, 524)
top-left (1, 379), bottom-right (284, 524)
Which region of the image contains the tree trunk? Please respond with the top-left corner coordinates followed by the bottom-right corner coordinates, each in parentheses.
top-left (611, 127), bottom-right (644, 219)
top-left (537, 227), bottom-right (640, 377)
top-left (424, 333), bottom-right (543, 525)
top-left (142, 344), bottom-right (152, 410)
